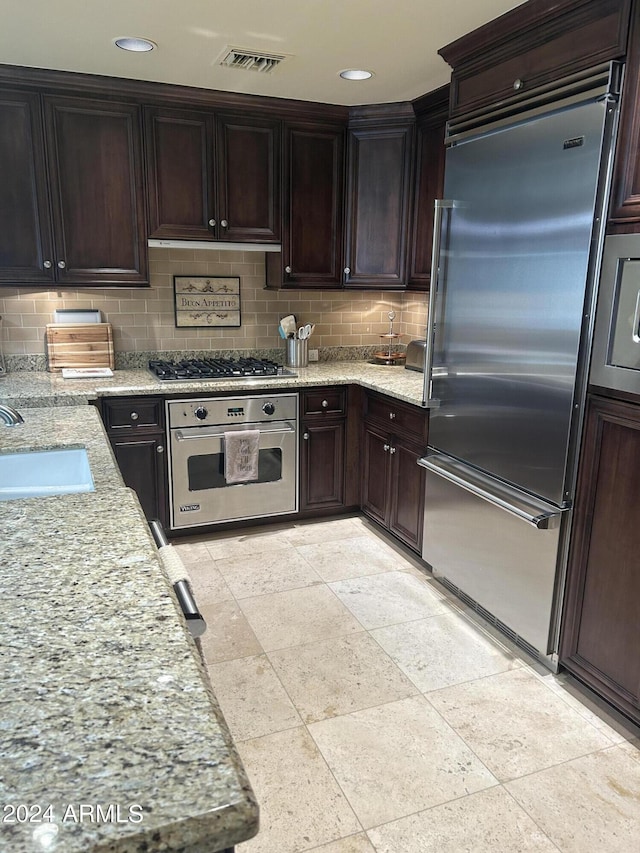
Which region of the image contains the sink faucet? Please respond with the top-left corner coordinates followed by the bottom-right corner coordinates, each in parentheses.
top-left (0, 404), bottom-right (24, 426)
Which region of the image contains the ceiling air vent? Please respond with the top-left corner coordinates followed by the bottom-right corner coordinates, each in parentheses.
top-left (219, 47), bottom-right (289, 74)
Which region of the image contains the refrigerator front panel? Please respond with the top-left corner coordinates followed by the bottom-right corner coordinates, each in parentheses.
top-left (429, 99), bottom-right (607, 505)
top-left (422, 466), bottom-right (563, 656)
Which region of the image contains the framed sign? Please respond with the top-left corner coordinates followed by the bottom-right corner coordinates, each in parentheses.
top-left (173, 276), bottom-right (241, 328)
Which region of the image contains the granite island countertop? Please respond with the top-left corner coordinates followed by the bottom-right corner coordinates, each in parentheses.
top-left (0, 361), bottom-right (429, 409)
top-left (0, 406), bottom-right (258, 853)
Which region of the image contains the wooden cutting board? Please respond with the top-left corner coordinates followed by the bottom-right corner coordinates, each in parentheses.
top-left (46, 323), bottom-right (115, 371)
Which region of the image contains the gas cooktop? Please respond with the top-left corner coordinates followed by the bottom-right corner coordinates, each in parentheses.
top-left (149, 357), bottom-right (297, 381)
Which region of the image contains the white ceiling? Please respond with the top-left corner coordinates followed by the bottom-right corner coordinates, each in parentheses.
top-left (1, 0), bottom-right (524, 106)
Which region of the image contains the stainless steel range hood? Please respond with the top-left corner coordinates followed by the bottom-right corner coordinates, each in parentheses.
top-left (148, 239), bottom-right (281, 252)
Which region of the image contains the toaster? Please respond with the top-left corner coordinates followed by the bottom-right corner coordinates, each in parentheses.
top-left (405, 339), bottom-right (426, 372)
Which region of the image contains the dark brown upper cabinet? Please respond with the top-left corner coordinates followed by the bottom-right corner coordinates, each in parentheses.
top-left (44, 96), bottom-right (147, 285)
top-left (609, 0), bottom-right (640, 230)
top-left (343, 104), bottom-right (415, 289)
top-left (440, 0), bottom-right (631, 119)
top-left (266, 119), bottom-right (345, 289)
top-left (407, 87), bottom-right (448, 292)
top-left (0, 90), bottom-right (147, 286)
top-left (0, 88), bottom-right (54, 284)
top-left (145, 106), bottom-right (280, 243)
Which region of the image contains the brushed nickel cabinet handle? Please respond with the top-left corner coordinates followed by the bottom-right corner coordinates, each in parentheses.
top-left (130, 412), bottom-right (139, 421)
top-left (57, 260), bottom-right (66, 269)
top-left (43, 260), bottom-right (52, 269)
top-left (208, 219), bottom-right (216, 227)
top-left (156, 445), bottom-right (164, 453)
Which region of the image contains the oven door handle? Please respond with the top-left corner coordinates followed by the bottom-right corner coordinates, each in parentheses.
top-left (174, 422), bottom-right (296, 441)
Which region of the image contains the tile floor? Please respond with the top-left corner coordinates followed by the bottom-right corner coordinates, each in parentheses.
top-left (174, 515), bottom-right (640, 853)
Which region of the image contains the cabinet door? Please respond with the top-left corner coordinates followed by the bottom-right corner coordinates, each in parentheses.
top-left (609, 0), bottom-right (640, 229)
top-left (561, 395), bottom-right (640, 722)
top-left (280, 122), bottom-right (344, 287)
top-left (44, 96), bottom-right (147, 285)
top-left (0, 89), bottom-right (54, 283)
top-left (110, 435), bottom-right (167, 526)
top-left (215, 114), bottom-right (280, 242)
top-left (300, 420), bottom-right (345, 511)
top-left (344, 124), bottom-right (413, 288)
top-left (145, 106), bottom-right (214, 240)
top-left (408, 103), bottom-right (447, 291)
top-left (388, 437), bottom-right (426, 552)
top-left (361, 423), bottom-right (391, 525)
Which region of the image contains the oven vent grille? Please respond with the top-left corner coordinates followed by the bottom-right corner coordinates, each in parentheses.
top-left (219, 47), bottom-right (289, 74)
top-left (436, 575), bottom-right (542, 663)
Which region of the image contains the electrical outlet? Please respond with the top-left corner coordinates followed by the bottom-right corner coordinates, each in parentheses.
top-left (309, 348), bottom-right (319, 362)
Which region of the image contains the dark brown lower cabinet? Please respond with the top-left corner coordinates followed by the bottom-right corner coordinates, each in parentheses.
top-left (299, 386), bottom-right (361, 515)
top-left (361, 391), bottom-right (428, 553)
top-left (101, 397), bottom-right (168, 527)
top-left (560, 394), bottom-right (640, 725)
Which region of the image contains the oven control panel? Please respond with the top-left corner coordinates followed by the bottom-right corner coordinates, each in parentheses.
top-left (167, 393), bottom-right (298, 428)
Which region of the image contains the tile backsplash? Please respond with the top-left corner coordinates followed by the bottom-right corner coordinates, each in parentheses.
top-left (0, 247), bottom-right (428, 361)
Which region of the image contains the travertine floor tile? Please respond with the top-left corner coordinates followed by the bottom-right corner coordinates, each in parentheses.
top-left (281, 517), bottom-right (363, 546)
top-left (214, 546), bottom-right (323, 599)
top-left (237, 726), bottom-right (361, 853)
top-left (204, 526), bottom-right (292, 560)
top-left (198, 599), bottom-right (262, 664)
top-left (308, 835), bottom-right (376, 853)
top-left (367, 786), bottom-right (557, 852)
top-left (329, 571), bottom-right (446, 629)
top-left (371, 611), bottom-right (520, 693)
top-left (296, 536), bottom-right (405, 582)
top-left (182, 561), bottom-right (234, 607)
top-left (506, 745), bottom-right (640, 852)
top-left (207, 654), bottom-right (301, 741)
top-left (268, 633), bottom-right (418, 724)
top-left (429, 667), bottom-right (614, 781)
top-left (239, 585), bottom-right (363, 652)
top-left (308, 695), bottom-right (497, 829)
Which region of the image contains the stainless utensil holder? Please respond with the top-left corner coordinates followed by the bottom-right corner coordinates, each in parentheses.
top-left (286, 338), bottom-right (308, 368)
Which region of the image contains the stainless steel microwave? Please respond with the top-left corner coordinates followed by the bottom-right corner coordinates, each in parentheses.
top-left (591, 233), bottom-right (640, 395)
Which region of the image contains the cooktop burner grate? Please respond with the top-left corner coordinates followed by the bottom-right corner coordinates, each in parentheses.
top-left (149, 357), bottom-right (296, 381)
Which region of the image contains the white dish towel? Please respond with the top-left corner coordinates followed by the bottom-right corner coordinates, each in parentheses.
top-left (224, 429), bottom-right (260, 484)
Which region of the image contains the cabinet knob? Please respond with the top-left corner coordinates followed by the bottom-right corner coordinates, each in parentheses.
top-left (344, 267), bottom-right (351, 275)
top-left (57, 260), bottom-right (66, 269)
top-left (303, 431), bottom-right (309, 440)
top-left (130, 412), bottom-right (139, 421)
top-left (156, 445), bottom-right (164, 453)
top-left (389, 446), bottom-right (396, 454)
top-left (285, 265), bottom-right (292, 274)
top-left (389, 412), bottom-right (396, 420)
top-left (221, 219), bottom-right (228, 228)
top-left (321, 400), bottom-right (329, 408)
top-left (383, 443), bottom-right (390, 452)
top-left (513, 78), bottom-right (524, 91)
top-left (43, 260), bottom-right (52, 269)
top-left (208, 219), bottom-right (216, 227)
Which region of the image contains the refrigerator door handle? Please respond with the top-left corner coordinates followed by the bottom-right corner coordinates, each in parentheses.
top-left (423, 199), bottom-right (456, 405)
top-left (418, 451), bottom-right (569, 530)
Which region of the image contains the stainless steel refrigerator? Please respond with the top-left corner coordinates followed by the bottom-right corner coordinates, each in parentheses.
top-left (419, 63), bottom-right (622, 669)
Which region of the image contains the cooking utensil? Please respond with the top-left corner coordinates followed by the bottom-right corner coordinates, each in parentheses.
top-left (298, 324), bottom-right (312, 340)
top-left (280, 314), bottom-right (297, 337)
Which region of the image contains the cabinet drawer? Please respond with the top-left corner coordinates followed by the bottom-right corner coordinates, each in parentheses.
top-left (442, 0), bottom-right (630, 119)
top-left (302, 387), bottom-right (346, 417)
top-left (365, 392), bottom-right (428, 442)
top-left (102, 397), bottom-right (164, 432)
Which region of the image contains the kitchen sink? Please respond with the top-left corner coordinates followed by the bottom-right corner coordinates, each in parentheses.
top-left (0, 447), bottom-right (95, 501)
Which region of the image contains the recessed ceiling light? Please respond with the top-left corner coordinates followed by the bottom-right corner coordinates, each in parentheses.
top-left (114, 37), bottom-right (156, 53)
top-left (339, 69), bottom-right (374, 81)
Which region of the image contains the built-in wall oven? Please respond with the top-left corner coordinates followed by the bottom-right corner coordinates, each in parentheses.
top-left (167, 393), bottom-right (298, 530)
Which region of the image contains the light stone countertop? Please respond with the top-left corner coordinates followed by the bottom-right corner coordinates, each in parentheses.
top-left (0, 406), bottom-right (259, 853)
top-left (0, 361), bottom-right (430, 409)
